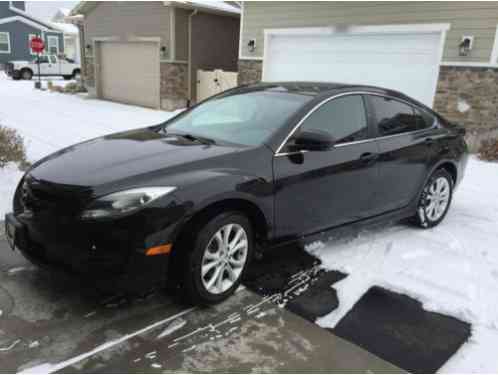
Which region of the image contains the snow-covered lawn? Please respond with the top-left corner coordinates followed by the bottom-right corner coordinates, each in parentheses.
top-left (307, 158), bottom-right (498, 373)
top-left (0, 72), bottom-right (178, 217)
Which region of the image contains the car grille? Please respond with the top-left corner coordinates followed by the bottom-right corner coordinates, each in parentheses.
top-left (19, 175), bottom-right (93, 215)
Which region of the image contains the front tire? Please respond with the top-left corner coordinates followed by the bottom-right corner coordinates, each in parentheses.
top-left (182, 212), bottom-right (253, 305)
top-left (414, 169), bottom-right (453, 228)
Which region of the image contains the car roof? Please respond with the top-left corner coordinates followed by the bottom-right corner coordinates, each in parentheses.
top-left (236, 81), bottom-right (428, 110)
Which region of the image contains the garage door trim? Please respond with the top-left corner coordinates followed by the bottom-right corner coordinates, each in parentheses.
top-left (94, 37), bottom-right (161, 109)
top-left (262, 23), bottom-right (450, 107)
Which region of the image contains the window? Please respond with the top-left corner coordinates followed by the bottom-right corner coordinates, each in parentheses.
top-left (414, 107), bottom-right (437, 129)
top-left (369, 96), bottom-right (421, 136)
top-left (47, 36), bottom-right (59, 55)
top-left (31, 55), bottom-right (49, 64)
top-left (298, 95), bottom-right (368, 144)
top-left (0, 32), bottom-right (11, 54)
top-left (165, 91), bottom-right (311, 146)
top-left (49, 55), bottom-right (57, 64)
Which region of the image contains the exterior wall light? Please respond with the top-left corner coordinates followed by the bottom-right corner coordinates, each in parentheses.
top-left (85, 44), bottom-right (92, 55)
top-left (160, 46), bottom-right (167, 59)
top-left (247, 39), bottom-right (256, 53)
top-left (459, 36), bottom-right (474, 56)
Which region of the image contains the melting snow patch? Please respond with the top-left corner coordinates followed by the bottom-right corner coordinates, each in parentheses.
top-left (0, 339), bottom-right (21, 352)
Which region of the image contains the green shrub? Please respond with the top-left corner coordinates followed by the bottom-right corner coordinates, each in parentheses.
top-left (0, 125), bottom-right (28, 169)
top-left (478, 138), bottom-right (498, 162)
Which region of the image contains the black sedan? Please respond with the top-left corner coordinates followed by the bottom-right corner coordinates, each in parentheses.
top-left (4, 82), bottom-right (468, 305)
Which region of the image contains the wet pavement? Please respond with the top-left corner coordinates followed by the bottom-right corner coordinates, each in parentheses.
top-left (0, 231), bottom-right (402, 373)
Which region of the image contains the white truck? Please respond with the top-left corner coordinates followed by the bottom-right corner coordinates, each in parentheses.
top-left (5, 55), bottom-right (81, 81)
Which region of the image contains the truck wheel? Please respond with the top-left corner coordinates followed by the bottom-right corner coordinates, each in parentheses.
top-left (21, 69), bottom-right (33, 80)
top-left (72, 70), bottom-right (81, 80)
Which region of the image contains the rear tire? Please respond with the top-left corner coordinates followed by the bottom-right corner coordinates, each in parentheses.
top-left (21, 69), bottom-right (33, 80)
top-left (413, 169), bottom-right (453, 228)
top-left (181, 212), bottom-right (253, 305)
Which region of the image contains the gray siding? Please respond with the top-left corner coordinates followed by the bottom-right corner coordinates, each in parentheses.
top-left (241, 1), bottom-right (498, 63)
top-left (191, 12), bottom-right (239, 101)
top-left (84, 1), bottom-right (172, 60)
top-left (174, 7), bottom-right (189, 61)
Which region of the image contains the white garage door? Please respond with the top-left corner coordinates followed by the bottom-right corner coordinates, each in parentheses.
top-left (263, 28), bottom-right (445, 106)
top-left (99, 42), bottom-right (159, 108)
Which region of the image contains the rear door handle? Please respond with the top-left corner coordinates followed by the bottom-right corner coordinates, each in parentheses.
top-left (360, 152), bottom-right (379, 163)
top-left (424, 137), bottom-right (435, 146)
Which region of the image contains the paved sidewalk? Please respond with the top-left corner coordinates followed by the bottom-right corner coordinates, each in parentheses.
top-left (0, 238), bottom-right (402, 373)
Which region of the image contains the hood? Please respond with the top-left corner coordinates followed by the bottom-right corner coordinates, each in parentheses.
top-left (9, 60), bottom-right (29, 66)
top-left (29, 127), bottom-right (245, 188)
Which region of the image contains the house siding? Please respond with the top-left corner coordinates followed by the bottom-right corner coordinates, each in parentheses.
top-left (83, 1), bottom-right (171, 59)
top-left (0, 2), bottom-right (64, 66)
top-left (174, 8), bottom-right (189, 61)
top-left (241, 1), bottom-right (498, 63)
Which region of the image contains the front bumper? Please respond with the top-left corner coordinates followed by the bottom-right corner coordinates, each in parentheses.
top-left (5, 207), bottom-right (186, 293)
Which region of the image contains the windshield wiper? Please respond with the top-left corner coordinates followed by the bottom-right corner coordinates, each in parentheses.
top-left (166, 132), bottom-right (215, 145)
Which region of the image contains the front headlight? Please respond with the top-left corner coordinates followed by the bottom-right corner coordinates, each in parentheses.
top-left (81, 187), bottom-right (176, 220)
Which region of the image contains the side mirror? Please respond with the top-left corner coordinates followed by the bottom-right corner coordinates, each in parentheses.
top-left (293, 130), bottom-right (335, 151)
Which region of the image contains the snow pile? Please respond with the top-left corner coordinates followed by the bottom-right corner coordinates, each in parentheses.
top-left (0, 71), bottom-right (180, 217)
top-left (307, 157), bottom-right (498, 373)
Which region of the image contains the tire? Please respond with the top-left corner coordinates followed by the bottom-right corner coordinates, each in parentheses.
top-left (182, 211), bottom-right (253, 305)
top-left (21, 69), bottom-right (33, 80)
top-left (414, 169), bottom-right (453, 228)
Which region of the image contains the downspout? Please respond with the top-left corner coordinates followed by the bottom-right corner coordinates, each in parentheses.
top-left (187, 9), bottom-right (198, 107)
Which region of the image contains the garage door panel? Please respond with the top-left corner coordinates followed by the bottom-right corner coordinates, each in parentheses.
top-left (100, 42), bottom-right (159, 108)
top-left (264, 32), bottom-right (442, 106)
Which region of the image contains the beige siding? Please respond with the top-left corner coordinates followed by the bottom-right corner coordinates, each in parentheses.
top-left (84, 1), bottom-right (171, 59)
top-left (175, 8), bottom-right (189, 61)
top-left (241, 1), bottom-right (498, 63)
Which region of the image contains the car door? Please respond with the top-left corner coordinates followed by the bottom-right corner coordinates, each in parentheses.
top-left (273, 94), bottom-right (380, 240)
top-left (44, 55), bottom-right (59, 75)
top-left (365, 94), bottom-right (435, 214)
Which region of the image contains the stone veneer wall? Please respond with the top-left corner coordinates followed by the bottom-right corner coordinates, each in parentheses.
top-left (238, 59), bottom-right (498, 152)
top-left (434, 66), bottom-right (498, 152)
top-left (83, 56), bottom-right (95, 88)
top-left (160, 62), bottom-right (188, 111)
top-left (238, 59), bottom-right (263, 86)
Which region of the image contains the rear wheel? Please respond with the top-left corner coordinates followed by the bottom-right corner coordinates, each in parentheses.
top-left (21, 69), bottom-right (33, 80)
top-left (414, 169), bottom-right (453, 228)
top-left (182, 212), bottom-right (253, 305)
top-left (72, 69), bottom-right (81, 80)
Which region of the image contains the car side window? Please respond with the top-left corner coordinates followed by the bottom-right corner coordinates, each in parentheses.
top-left (369, 96), bottom-right (420, 136)
top-left (414, 107), bottom-right (437, 129)
top-left (49, 55), bottom-right (57, 64)
top-left (298, 95), bottom-right (368, 145)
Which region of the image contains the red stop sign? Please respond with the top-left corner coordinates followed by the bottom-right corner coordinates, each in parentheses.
top-left (30, 37), bottom-right (45, 54)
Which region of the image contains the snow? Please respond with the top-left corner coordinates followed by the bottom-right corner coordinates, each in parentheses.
top-left (0, 71), bottom-right (180, 218)
top-left (306, 157), bottom-right (498, 373)
top-left (50, 22), bottom-right (78, 35)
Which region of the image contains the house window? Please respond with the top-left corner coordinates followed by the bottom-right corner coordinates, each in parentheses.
top-left (47, 36), bottom-right (59, 55)
top-left (0, 32), bottom-right (11, 54)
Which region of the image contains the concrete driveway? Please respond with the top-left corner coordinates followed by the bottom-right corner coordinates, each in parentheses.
top-left (0, 234), bottom-right (400, 373)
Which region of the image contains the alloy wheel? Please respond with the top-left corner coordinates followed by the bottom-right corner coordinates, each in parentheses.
top-left (424, 177), bottom-right (450, 221)
top-left (201, 223), bottom-right (248, 295)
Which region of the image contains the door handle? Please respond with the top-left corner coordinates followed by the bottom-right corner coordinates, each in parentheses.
top-left (424, 137), bottom-right (435, 146)
top-left (360, 152), bottom-right (379, 163)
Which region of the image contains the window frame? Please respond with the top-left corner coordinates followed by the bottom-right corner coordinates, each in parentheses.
top-left (365, 94), bottom-right (434, 138)
top-left (47, 35), bottom-right (59, 56)
top-left (276, 91), bottom-right (438, 156)
top-left (0, 32), bottom-right (11, 54)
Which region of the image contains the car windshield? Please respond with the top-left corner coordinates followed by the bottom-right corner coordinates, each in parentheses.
top-left (164, 90), bottom-right (311, 146)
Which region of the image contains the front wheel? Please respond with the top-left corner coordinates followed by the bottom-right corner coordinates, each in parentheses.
top-left (21, 69), bottom-right (33, 80)
top-left (414, 169), bottom-right (453, 228)
top-left (182, 212), bottom-right (253, 305)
